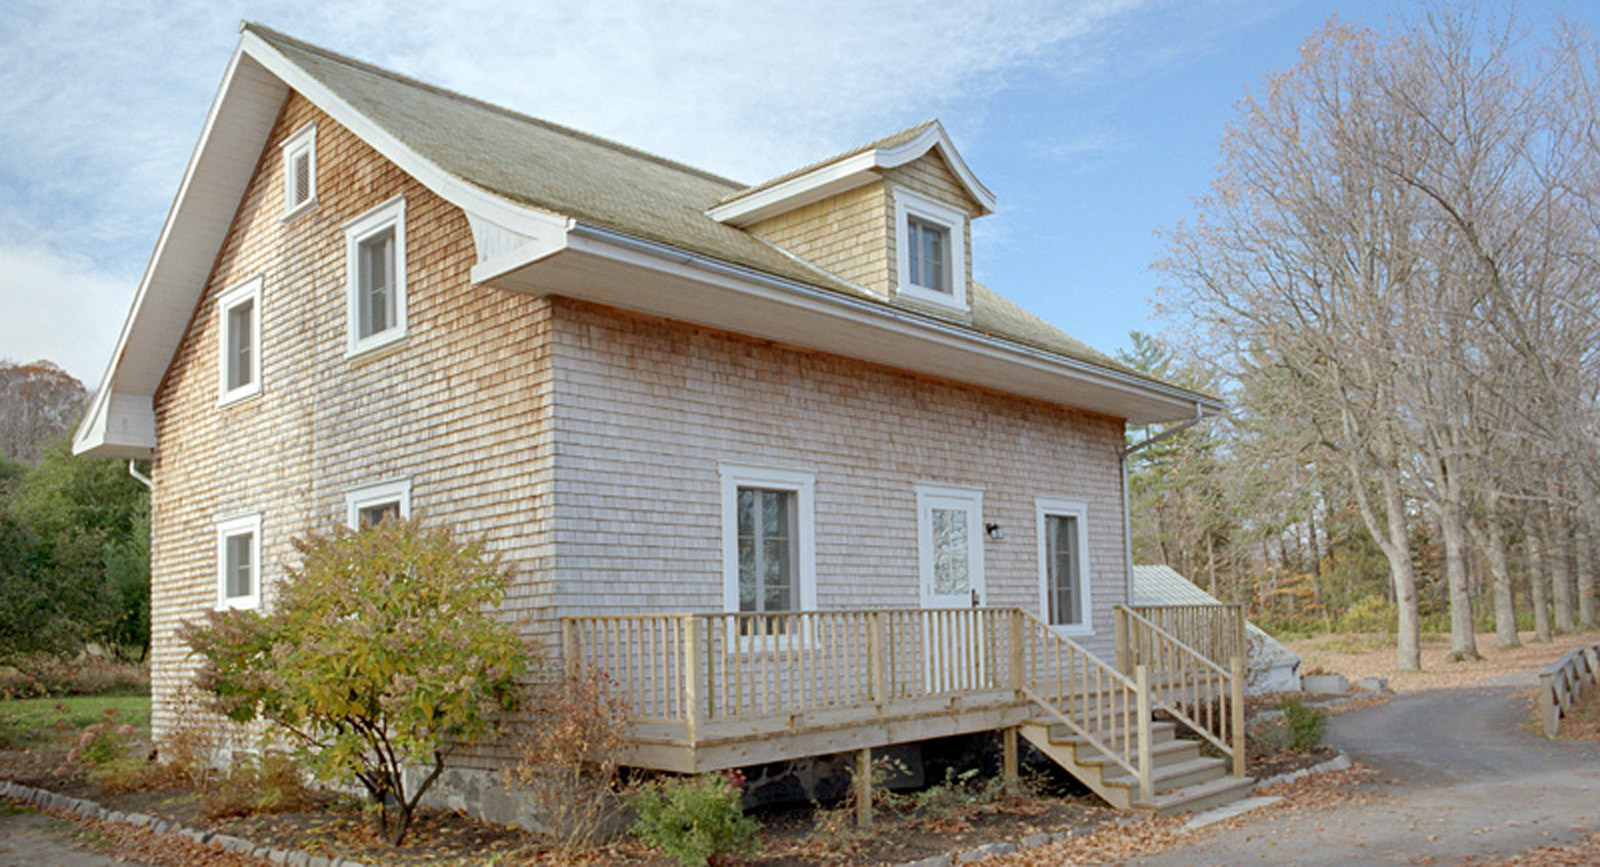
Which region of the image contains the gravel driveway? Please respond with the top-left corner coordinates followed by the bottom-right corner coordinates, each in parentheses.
top-left (1133, 668), bottom-right (1600, 865)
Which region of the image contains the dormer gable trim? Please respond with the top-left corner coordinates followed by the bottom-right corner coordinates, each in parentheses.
top-left (708, 122), bottom-right (996, 228)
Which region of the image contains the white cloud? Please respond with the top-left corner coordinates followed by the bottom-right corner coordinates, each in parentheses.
top-left (0, 239), bottom-right (135, 385)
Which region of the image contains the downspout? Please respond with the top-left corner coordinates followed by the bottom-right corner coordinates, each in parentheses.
top-left (128, 459), bottom-right (152, 489)
top-left (1119, 403), bottom-right (1206, 605)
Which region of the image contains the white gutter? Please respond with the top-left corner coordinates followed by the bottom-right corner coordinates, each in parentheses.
top-left (128, 460), bottom-right (152, 489)
top-left (565, 223), bottom-right (1223, 414)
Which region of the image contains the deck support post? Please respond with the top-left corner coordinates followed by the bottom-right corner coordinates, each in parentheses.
top-left (1135, 663), bottom-right (1152, 804)
top-left (1002, 726), bottom-right (1019, 793)
top-left (684, 615), bottom-right (703, 743)
top-left (854, 747), bottom-right (873, 828)
top-left (1230, 654), bottom-right (1246, 776)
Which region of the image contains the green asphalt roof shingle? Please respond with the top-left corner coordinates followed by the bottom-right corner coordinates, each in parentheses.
top-left (248, 23), bottom-right (1165, 384)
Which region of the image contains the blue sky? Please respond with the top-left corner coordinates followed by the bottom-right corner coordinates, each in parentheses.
top-left (2, 0), bottom-right (1594, 387)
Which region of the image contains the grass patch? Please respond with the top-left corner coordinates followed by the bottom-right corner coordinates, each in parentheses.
top-left (2, 695), bottom-right (151, 746)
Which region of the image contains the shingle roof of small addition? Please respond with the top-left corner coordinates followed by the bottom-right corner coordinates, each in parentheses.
top-left (249, 25), bottom-right (1138, 379)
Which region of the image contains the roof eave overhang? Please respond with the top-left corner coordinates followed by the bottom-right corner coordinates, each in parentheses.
top-left (74, 26), bottom-right (564, 458)
top-left (707, 122), bottom-right (997, 228)
top-left (474, 224), bottom-right (1218, 426)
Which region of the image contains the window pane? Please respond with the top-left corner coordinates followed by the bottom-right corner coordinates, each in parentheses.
top-left (292, 151), bottom-right (311, 205)
top-left (359, 228), bottom-right (394, 338)
top-left (358, 502), bottom-right (400, 527)
top-left (736, 486), bottom-right (798, 614)
top-left (907, 217), bottom-right (951, 294)
top-left (225, 533), bottom-right (253, 600)
top-left (1046, 515), bottom-right (1081, 625)
top-left (227, 300), bottom-right (253, 390)
top-left (932, 507), bottom-right (969, 594)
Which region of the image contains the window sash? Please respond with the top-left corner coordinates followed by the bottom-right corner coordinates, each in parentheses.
top-left (1046, 514), bottom-right (1081, 626)
top-left (224, 532), bottom-right (254, 601)
top-left (358, 228), bottom-right (396, 338)
top-left (357, 501), bottom-right (401, 527)
top-left (907, 217), bottom-right (950, 294)
top-left (225, 299), bottom-right (253, 391)
top-left (736, 487), bottom-right (798, 615)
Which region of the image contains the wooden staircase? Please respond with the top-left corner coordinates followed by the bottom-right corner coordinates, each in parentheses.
top-left (1020, 716), bottom-right (1254, 815)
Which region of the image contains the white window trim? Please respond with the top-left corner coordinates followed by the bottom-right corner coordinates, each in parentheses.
top-left (1036, 497), bottom-right (1093, 636)
top-left (915, 482), bottom-right (985, 608)
top-left (216, 276), bottom-right (263, 406)
top-left (344, 196), bottom-right (408, 358)
top-left (344, 477), bottom-right (413, 528)
top-left (280, 122), bottom-right (317, 219)
top-left (893, 187), bottom-right (968, 312)
top-left (719, 464), bottom-right (817, 616)
top-left (215, 513), bottom-right (262, 611)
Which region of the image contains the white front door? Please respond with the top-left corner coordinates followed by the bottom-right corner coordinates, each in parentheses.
top-left (916, 485), bottom-right (986, 690)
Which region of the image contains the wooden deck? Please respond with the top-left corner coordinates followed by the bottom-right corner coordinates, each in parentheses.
top-left (563, 604), bottom-right (1249, 809)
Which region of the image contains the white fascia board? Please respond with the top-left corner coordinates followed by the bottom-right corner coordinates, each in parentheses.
top-left (708, 121), bottom-right (996, 227)
top-left (75, 43), bottom-right (280, 458)
top-left (483, 223), bottom-right (1219, 422)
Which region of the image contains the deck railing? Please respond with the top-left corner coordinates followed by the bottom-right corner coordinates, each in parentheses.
top-left (1114, 605), bottom-right (1245, 776)
top-left (1122, 603), bottom-right (1247, 674)
top-left (563, 606), bottom-right (1240, 801)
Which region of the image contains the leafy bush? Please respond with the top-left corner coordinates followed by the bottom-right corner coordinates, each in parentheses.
top-left (630, 771), bottom-right (759, 866)
top-left (181, 516), bottom-right (528, 845)
top-left (503, 664), bottom-right (633, 852)
top-left (1278, 696), bottom-right (1327, 752)
top-left (1338, 597), bottom-right (1397, 634)
top-left (0, 654), bottom-right (149, 699)
top-left (61, 707), bottom-right (148, 792)
top-left (200, 752), bottom-right (312, 819)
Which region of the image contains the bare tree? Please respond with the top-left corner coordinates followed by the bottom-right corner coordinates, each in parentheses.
top-left (0, 360), bottom-right (86, 463)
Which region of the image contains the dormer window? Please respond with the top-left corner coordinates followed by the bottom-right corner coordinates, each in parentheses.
top-left (281, 123), bottom-right (316, 219)
top-left (894, 188), bottom-right (968, 312)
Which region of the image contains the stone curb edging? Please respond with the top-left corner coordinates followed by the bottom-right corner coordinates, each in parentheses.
top-left (0, 779), bottom-right (366, 867)
top-left (1252, 752), bottom-right (1353, 789)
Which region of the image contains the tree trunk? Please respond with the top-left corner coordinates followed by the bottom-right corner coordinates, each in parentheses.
top-left (1437, 458), bottom-right (1480, 662)
top-left (1348, 447), bottom-right (1421, 671)
top-left (1528, 530), bottom-right (1553, 643)
top-left (1484, 515), bottom-right (1520, 648)
top-left (1551, 504), bottom-right (1575, 634)
top-left (1581, 529), bottom-right (1598, 631)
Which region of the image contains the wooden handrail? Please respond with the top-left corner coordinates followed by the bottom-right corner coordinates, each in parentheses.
top-left (1115, 605), bottom-right (1246, 777)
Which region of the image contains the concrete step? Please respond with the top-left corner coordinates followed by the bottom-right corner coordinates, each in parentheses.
top-left (1104, 755), bottom-right (1229, 794)
top-left (1138, 774), bottom-right (1257, 817)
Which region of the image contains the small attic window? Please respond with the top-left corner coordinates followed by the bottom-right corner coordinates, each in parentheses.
top-left (894, 188), bottom-right (968, 312)
top-left (281, 123), bottom-right (316, 218)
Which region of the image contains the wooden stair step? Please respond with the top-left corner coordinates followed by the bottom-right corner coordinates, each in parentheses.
top-left (1103, 755), bottom-right (1229, 794)
top-left (1073, 736), bottom-right (1197, 769)
top-left (1031, 719), bottom-right (1177, 747)
top-left (1137, 774), bottom-right (1257, 817)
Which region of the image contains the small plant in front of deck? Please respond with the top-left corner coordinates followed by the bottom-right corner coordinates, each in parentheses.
top-left (180, 516), bottom-right (528, 846)
top-left (630, 770), bottom-right (759, 866)
top-left (503, 663), bottom-right (634, 852)
top-left (1278, 696), bottom-right (1327, 751)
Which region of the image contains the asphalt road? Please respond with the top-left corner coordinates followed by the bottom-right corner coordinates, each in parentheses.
top-left (1135, 668), bottom-right (1600, 865)
top-left (0, 807), bottom-right (153, 867)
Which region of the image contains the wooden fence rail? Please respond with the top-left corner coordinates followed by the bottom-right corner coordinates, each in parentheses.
top-left (1539, 643), bottom-right (1600, 738)
top-left (1121, 604), bottom-right (1246, 674)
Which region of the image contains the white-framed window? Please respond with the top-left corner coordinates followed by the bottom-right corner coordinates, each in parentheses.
top-left (216, 276), bottom-right (262, 405)
top-left (1036, 498), bottom-right (1092, 634)
top-left (894, 188), bottom-right (968, 312)
top-left (345, 478), bottom-right (412, 528)
top-left (215, 513), bottom-right (262, 610)
top-left (281, 122), bottom-right (317, 219)
top-left (345, 196), bottom-right (407, 357)
top-left (720, 465), bottom-right (817, 630)
top-left (916, 483), bottom-right (985, 608)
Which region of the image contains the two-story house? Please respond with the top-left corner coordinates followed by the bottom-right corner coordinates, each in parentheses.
top-left (74, 24), bottom-right (1248, 826)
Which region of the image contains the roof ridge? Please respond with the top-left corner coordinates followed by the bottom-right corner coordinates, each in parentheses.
top-left (241, 21), bottom-right (746, 190)
top-left (716, 119), bottom-right (939, 205)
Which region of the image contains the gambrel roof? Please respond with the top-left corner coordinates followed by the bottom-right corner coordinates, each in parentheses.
top-left (75, 23), bottom-right (1219, 459)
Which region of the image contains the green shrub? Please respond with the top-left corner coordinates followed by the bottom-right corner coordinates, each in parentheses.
top-left (630, 772), bottom-right (759, 866)
top-left (1338, 597), bottom-right (1397, 634)
top-left (1278, 697), bottom-right (1326, 752)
